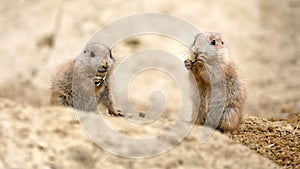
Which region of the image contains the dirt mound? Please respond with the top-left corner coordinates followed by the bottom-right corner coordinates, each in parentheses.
top-left (0, 98), bottom-right (279, 169)
top-left (230, 115), bottom-right (300, 169)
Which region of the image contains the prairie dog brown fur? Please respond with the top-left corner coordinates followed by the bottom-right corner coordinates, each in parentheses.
top-left (184, 32), bottom-right (246, 132)
top-left (51, 42), bottom-right (121, 115)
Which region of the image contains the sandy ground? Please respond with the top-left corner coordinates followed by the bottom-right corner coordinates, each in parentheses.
top-left (0, 97), bottom-right (281, 169)
top-left (0, 0), bottom-right (299, 168)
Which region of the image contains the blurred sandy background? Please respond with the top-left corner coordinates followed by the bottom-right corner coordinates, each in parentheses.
top-left (0, 0), bottom-right (299, 118)
top-left (0, 0), bottom-right (299, 168)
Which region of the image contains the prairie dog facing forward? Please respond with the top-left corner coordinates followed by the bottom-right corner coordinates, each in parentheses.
top-left (51, 42), bottom-right (121, 115)
top-left (184, 32), bottom-right (246, 132)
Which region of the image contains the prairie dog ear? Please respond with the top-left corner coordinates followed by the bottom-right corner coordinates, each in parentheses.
top-left (205, 32), bottom-right (222, 41)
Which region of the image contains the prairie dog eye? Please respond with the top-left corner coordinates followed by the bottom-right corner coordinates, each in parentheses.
top-left (221, 41), bottom-right (224, 45)
top-left (210, 40), bottom-right (216, 45)
top-left (90, 51), bottom-right (95, 57)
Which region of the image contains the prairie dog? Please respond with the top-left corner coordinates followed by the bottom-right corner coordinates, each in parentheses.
top-left (51, 42), bottom-right (121, 115)
top-left (184, 32), bottom-right (246, 132)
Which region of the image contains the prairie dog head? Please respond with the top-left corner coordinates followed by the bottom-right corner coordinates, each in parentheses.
top-left (82, 42), bottom-right (114, 70)
top-left (77, 42), bottom-right (115, 77)
top-left (190, 32), bottom-right (230, 64)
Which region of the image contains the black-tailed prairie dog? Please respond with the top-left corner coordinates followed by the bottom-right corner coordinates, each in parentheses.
top-left (51, 42), bottom-right (121, 116)
top-left (184, 32), bottom-right (246, 132)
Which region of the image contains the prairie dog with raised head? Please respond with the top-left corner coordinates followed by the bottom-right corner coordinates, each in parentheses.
top-left (185, 32), bottom-right (246, 132)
